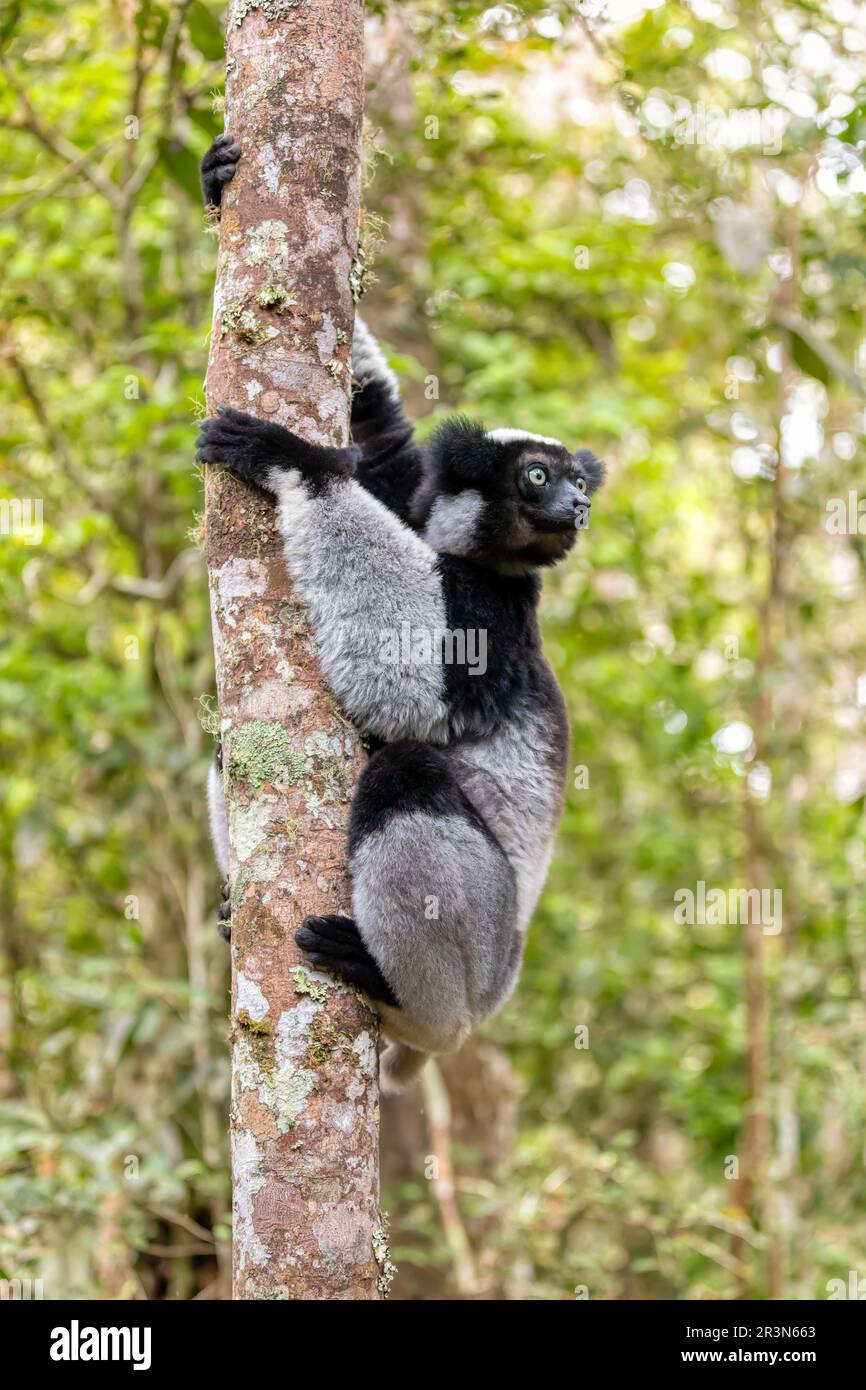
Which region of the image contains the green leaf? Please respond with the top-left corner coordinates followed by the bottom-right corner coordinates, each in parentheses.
top-left (187, 0), bottom-right (224, 61)
top-left (189, 104), bottom-right (221, 140)
top-left (135, 0), bottom-right (169, 48)
top-left (157, 137), bottom-right (201, 201)
top-left (789, 328), bottom-right (830, 384)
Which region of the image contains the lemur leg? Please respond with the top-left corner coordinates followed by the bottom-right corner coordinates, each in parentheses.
top-left (350, 317), bottom-right (424, 526)
top-left (309, 741), bottom-right (520, 1056)
top-left (196, 408), bottom-right (451, 743)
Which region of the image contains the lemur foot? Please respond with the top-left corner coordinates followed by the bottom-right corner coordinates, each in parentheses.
top-left (218, 879), bottom-right (231, 943)
top-left (295, 914), bottom-right (398, 1007)
top-left (196, 407), bottom-right (360, 493)
top-left (201, 132), bottom-right (241, 211)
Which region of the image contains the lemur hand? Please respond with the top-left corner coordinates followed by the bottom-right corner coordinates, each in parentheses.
top-left (196, 407), bottom-right (360, 491)
top-left (201, 133), bottom-right (241, 212)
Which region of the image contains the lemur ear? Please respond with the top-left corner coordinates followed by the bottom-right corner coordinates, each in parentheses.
top-left (426, 416), bottom-right (492, 487)
top-left (572, 448), bottom-right (606, 493)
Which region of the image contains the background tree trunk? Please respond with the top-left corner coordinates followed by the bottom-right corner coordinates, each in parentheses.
top-left (204, 0), bottom-right (384, 1301)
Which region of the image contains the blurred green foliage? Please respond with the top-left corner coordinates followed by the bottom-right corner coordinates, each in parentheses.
top-left (1, 0), bottom-right (865, 1299)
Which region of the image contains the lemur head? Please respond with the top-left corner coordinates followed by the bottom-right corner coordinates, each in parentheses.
top-left (414, 418), bottom-right (604, 571)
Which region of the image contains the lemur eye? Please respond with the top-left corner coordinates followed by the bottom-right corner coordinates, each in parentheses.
top-left (527, 466), bottom-right (548, 487)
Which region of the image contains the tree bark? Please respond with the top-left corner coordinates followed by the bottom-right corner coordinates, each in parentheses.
top-left (204, 0), bottom-right (385, 1301)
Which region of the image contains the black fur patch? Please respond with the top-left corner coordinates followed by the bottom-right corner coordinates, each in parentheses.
top-left (200, 132), bottom-right (241, 210)
top-left (347, 740), bottom-right (502, 854)
top-left (434, 554), bottom-right (571, 780)
top-left (295, 914), bottom-right (399, 1006)
top-left (351, 376), bottom-right (425, 527)
top-left (436, 556), bottom-right (543, 734)
top-left (218, 879), bottom-right (231, 943)
top-left (412, 417), bottom-right (491, 519)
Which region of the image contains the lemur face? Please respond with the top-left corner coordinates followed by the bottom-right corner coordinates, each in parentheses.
top-left (416, 419), bottom-right (604, 570)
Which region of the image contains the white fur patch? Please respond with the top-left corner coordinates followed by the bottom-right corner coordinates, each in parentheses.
top-left (352, 315), bottom-right (399, 399)
top-left (486, 427), bottom-right (565, 448)
top-left (207, 758), bottom-right (230, 877)
top-left (422, 490), bottom-right (484, 555)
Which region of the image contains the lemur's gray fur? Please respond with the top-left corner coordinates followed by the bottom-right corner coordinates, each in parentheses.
top-left (207, 754), bottom-right (230, 880)
top-left (199, 135), bottom-right (604, 1090)
top-left (274, 466), bottom-right (453, 743)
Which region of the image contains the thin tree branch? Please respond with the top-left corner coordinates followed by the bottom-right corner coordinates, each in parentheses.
top-left (0, 57), bottom-right (122, 208)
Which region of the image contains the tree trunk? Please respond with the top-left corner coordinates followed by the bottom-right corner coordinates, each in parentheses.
top-left (204, 0), bottom-right (385, 1301)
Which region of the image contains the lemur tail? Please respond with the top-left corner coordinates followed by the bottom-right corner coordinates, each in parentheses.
top-left (379, 1041), bottom-right (429, 1094)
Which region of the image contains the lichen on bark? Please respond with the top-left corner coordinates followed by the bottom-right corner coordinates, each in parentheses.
top-left (203, 0), bottom-right (382, 1301)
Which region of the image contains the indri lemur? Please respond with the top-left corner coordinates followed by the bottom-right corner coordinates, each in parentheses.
top-left (200, 136), bottom-right (604, 1090)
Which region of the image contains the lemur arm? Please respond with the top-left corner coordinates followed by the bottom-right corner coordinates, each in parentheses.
top-left (350, 317), bottom-right (426, 527)
top-left (199, 134), bottom-right (424, 527)
top-left (196, 408), bottom-right (450, 743)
